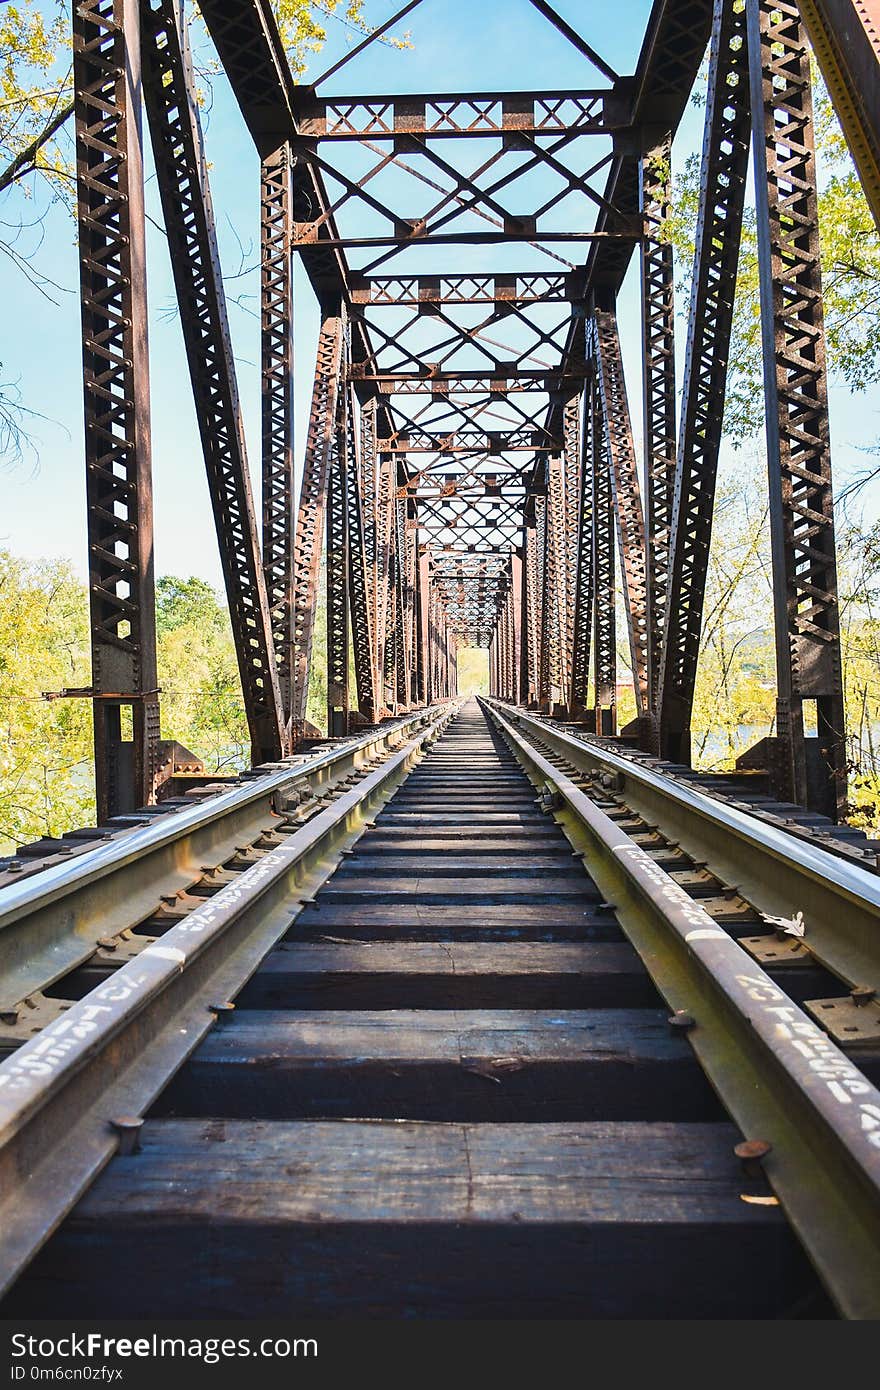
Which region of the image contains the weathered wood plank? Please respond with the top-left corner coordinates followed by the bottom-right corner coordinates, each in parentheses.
top-left (155, 1008), bottom-right (722, 1121)
top-left (235, 941), bottom-right (660, 1009)
top-left (3, 1120), bottom-right (823, 1318)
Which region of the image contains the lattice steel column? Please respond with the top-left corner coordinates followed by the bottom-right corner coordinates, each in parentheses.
top-left (511, 550), bottom-right (523, 704)
top-left (345, 390), bottom-right (377, 722)
top-left (540, 454), bottom-right (567, 712)
top-left (376, 455), bottom-right (395, 713)
top-left (525, 516), bottom-right (542, 707)
top-left (658, 0), bottom-right (751, 765)
top-left (746, 0), bottom-right (847, 819)
top-left (141, 0), bottom-right (283, 766)
top-left (291, 315), bottom-right (343, 743)
top-left (326, 387), bottom-right (349, 738)
top-left (593, 308), bottom-right (650, 719)
top-left (640, 134), bottom-right (677, 712)
top-left (592, 374), bottom-right (616, 735)
top-left (74, 0), bottom-right (159, 821)
top-left (563, 392), bottom-right (582, 713)
top-left (570, 372), bottom-right (595, 718)
top-left (260, 139), bottom-right (294, 722)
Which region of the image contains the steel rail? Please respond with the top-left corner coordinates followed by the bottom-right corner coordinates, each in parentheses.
top-left (0, 700), bottom-right (458, 1298)
top-left (0, 707), bottom-right (451, 1014)
top-left (485, 701), bottom-right (880, 1001)
top-left (481, 697), bottom-right (880, 1318)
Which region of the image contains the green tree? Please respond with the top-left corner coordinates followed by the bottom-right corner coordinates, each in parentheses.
top-left (668, 76), bottom-right (880, 440)
top-left (0, 549), bottom-right (93, 851)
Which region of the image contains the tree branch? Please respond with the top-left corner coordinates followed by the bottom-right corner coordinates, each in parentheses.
top-left (0, 99), bottom-right (74, 196)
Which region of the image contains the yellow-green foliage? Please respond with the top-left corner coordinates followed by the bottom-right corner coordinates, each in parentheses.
top-left (0, 549), bottom-right (94, 848)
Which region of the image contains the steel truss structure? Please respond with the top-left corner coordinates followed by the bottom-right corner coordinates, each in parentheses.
top-left (64, 0), bottom-right (880, 824)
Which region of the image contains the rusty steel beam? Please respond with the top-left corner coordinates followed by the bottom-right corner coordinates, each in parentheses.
top-left (294, 90), bottom-right (613, 139)
top-left (291, 316), bottom-right (343, 743)
top-left (592, 369), bottom-right (616, 735)
top-left (570, 372), bottom-right (596, 718)
top-left (657, 0), bottom-right (751, 765)
top-left (563, 393), bottom-right (582, 713)
top-left (74, 0), bottom-right (160, 821)
top-left (350, 273), bottom-right (575, 306)
top-left (141, 0), bottom-right (284, 766)
top-left (746, 0), bottom-right (847, 820)
top-left (539, 453), bottom-right (567, 712)
top-left (798, 0), bottom-right (880, 232)
top-left (593, 308), bottom-right (650, 718)
top-left (326, 385), bottom-right (350, 738)
top-left (260, 139), bottom-right (294, 721)
top-left (640, 134), bottom-right (676, 712)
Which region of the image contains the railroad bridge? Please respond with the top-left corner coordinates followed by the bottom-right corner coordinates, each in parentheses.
top-left (2, 0), bottom-right (880, 1320)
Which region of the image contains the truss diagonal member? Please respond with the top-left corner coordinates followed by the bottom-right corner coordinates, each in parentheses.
top-left (327, 380), bottom-right (350, 737)
top-left (141, 0), bottom-right (284, 766)
top-left (592, 368), bottom-right (616, 733)
top-left (746, 0), bottom-right (846, 820)
top-left (640, 133), bottom-right (676, 712)
top-left (346, 390), bottom-right (378, 722)
top-left (657, 0), bottom-right (751, 765)
top-left (797, 0), bottom-right (880, 232)
top-left (74, 0), bottom-right (160, 820)
top-left (291, 315), bottom-right (343, 742)
top-left (570, 373), bottom-right (595, 717)
top-left (260, 139), bottom-right (294, 719)
top-left (592, 308), bottom-right (650, 717)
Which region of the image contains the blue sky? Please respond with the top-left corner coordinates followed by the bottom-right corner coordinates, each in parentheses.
top-left (1, 0), bottom-right (878, 589)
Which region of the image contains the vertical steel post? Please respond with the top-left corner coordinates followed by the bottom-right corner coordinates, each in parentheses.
top-left (326, 383), bottom-right (349, 738)
top-left (640, 133), bottom-right (677, 717)
top-left (746, 0), bottom-right (847, 819)
top-left (657, 0), bottom-right (751, 765)
top-left (140, 0), bottom-right (284, 767)
top-left (592, 367), bottom-right (617, 735)
top-left (593, 308), bottom-right (650, 720)
top-left (570, 373), bottom-right (595, 718)
top-left (74, 0), bottom-right (159, 821)
top-left (291, 315), bottom-right (343, 744)
top-left (260, 138), bottom-right (294, 725)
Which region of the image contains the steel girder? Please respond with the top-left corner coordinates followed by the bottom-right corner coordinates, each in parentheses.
top-left (260, 139), bottom-right (295, 719)
top-left (326, 381), bottom-right (350, 738)
top-left (291, 316), bottom-right (343, 743)
top-left (797, 0), bottom-right (880, 231)
top-left (657, 0), bottom-right (751, 765)
top-left (592, 367), bottom-right (616, 734)
top-left (539, 454), bottom-right (568, 712)
top-left (569, 373), bottom-right (596, 718)
top-left (592, 308), bottom-right (650, 718)
top-left (746, 0), bottom-right (846, 819)
top-left (74, 0), bottom-right (160, 821)
top-left (348, 396), bottom-right (378, 722)
top-left (640, 135), bottom-right (677, 711)
top-left (140, 0), bottom-right (284, 766)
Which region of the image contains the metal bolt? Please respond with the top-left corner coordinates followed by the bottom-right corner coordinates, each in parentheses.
top-left (97, 936), bottom-right (118, 950)
top-left (208, 1002), bottom-right (236, 1027)
top-left (111, 1116), bottom-right (143, 1157)
top-left (734, 1139), bottom-right (772, 1178)
top-left (668, 1010), bottom-right (695, 1032)
top-left (0, 1009), bottom-right (20, 1026)
top-left (851, 985), bottom-right (876, 1007)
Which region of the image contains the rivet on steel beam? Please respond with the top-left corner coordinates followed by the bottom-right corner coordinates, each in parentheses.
top-left (734, 1139), bottom-right (773, 1178)
top-left (97, 936), bottom-right (118, 950)
top-left (208, 1002), bottom-right (236, 1027)
top-left (111, 1116), bottom-right (143, 1157)
top-left (668, 1011), bottom-right (695, 1032)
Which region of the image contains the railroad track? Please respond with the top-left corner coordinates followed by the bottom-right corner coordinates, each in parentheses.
top-left (0, 698), bottom-right (879, 1317)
